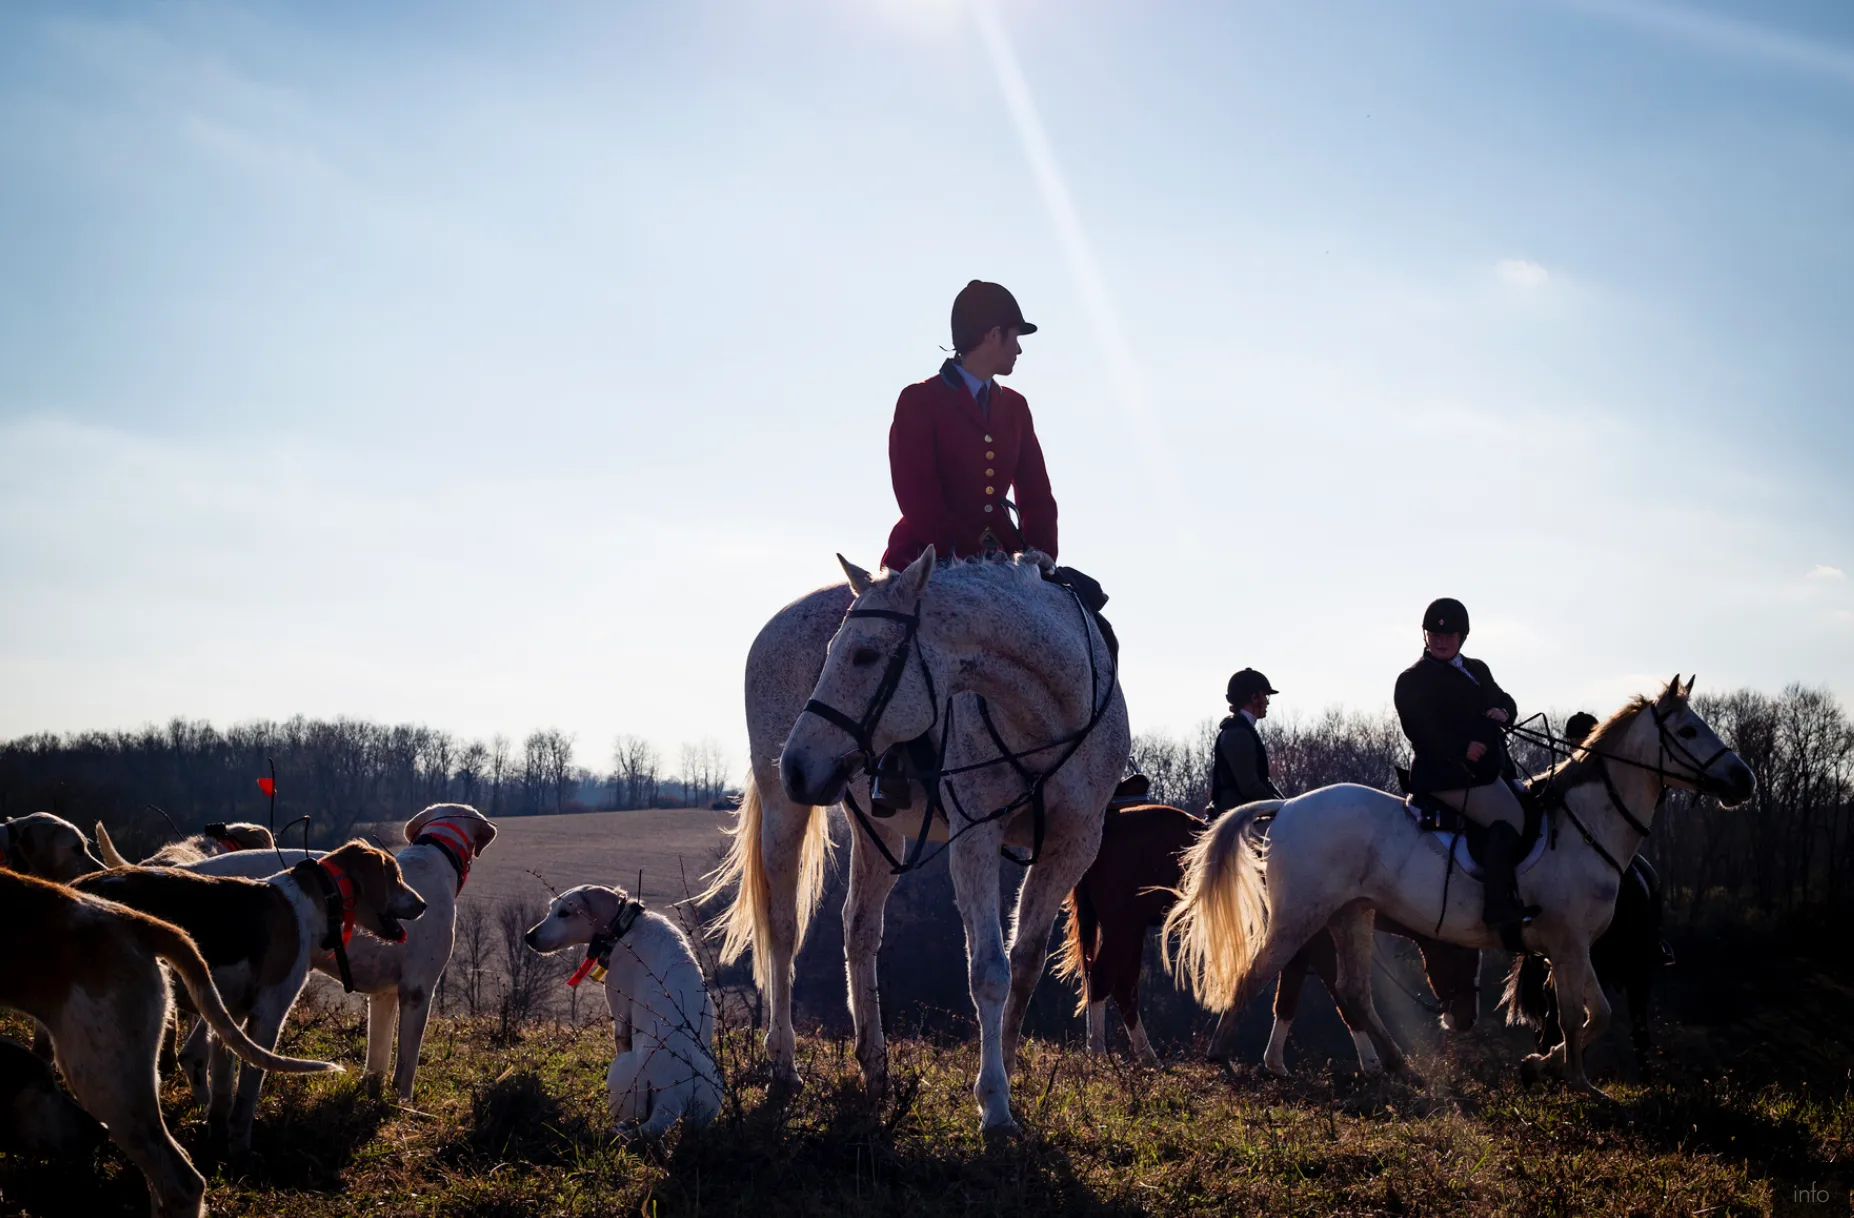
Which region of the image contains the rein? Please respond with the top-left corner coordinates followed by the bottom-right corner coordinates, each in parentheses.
top-left (1508, 704), bottom-right (1737, 877)
top-left (803, 580), bottom-right (1118, 876)
top-left (567, 899), bottom-right (645, 988)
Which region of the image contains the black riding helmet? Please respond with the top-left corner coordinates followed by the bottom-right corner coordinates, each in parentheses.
top-left (1226, 668), bottom-right (1279, 706)
top-left (1422, 597), bottom-right (1469, 637)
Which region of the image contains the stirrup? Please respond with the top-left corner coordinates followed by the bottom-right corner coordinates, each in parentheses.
top-left (868, 774), bottom-right (911, 817)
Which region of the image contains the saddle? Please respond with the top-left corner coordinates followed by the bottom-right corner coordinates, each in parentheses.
top-left (1393, 766), bottom-right (1548, 873)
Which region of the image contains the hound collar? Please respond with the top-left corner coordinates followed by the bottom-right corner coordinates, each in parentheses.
top-left (202, 822), bottom-right (245, 854)
top-left (412, 821), bottom-right (476, 892)
top-left (567, 900), bottom-right (645, 988)
top-left (310, 858), bottom-right (356, 949)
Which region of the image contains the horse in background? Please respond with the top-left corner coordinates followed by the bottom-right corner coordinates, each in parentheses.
top-left (1166, 678), bottom-right (1754, 1093)
top-left (1056, 789), bottom-right (1479, 1072)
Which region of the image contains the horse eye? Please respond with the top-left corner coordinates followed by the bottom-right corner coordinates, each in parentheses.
top-left (851, 646), bottom-right (882, 668)
top-left (556, 908), bottom-right (570, 918)
top-left (1678, 726), bottom-right (1698, 739)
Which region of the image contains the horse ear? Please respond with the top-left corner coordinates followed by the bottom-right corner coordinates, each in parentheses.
top-left (1659, 674), bottom-right (1683, 707)
top-left (837, 554), bottom-right (873, 596)
top-left (1683, 674), bottom-right (1697, 698)
top-left (895, 545), bottom-right (935, 603)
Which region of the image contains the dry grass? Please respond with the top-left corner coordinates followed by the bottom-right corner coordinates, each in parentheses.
top-left (3, 1000), bottom-right (1845, 1217)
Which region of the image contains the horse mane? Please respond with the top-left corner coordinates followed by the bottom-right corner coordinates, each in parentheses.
top-left (872, 548), bottom-right (1055, 590)
top-left (1534, 692), bottom-right (1665, 794)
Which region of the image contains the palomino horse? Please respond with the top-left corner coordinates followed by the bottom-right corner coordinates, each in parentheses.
top-left (1055, 800), bottom-right (1480, 1072)
top-left (706, 548), bottom-right (1128, 1134)
top-left (1166, 677), bottom-right (1754, 1093)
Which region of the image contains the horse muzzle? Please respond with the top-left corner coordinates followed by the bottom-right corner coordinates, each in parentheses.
top-left (1714, 761), bottom-right (1757, 808)
top-left (779, 748), bottom-right (853, 808)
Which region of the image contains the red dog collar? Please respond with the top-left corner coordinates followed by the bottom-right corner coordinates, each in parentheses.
top-left (319, 858), bottom-right (356, 947)
top-left (414, 821), bottom-right (476, 892)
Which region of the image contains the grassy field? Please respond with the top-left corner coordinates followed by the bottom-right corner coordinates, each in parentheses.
top-left (2, 998), bottom-right (1846, 1218)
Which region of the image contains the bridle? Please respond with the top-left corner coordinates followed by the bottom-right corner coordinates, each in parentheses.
top-left (798, 582), bottom-right (1118, 876)
top-left (1515, 700), bottom-right (1742, 876)
top-left (799, 606), bottom-right (939, 764)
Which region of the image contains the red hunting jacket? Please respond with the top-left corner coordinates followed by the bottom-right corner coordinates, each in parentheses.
top-left (881, 361), bottom-right (1059, 570)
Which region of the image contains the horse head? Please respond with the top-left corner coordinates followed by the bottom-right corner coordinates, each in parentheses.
top-left (780, 548), bottom-right (940, 807)
top-left (1608, 675), bottom-right (1756, 808)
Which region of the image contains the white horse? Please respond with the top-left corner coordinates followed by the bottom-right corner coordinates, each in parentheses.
top-left (703, 547), bottom-right (1129, 1133)
top-left (1165, 677), bottom-right (1754, 1093)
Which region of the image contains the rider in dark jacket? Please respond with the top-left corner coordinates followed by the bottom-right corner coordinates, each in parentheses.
top-left (1208, 668), bottom-right (1284, 817)
top-left (1394, 597), bottom-right (1528, 930)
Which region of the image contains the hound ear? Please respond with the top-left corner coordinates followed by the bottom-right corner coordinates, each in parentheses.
top-left (837, 554), bottom-right (873, 596)
top-left (896, 545), bottom-right (935, 603)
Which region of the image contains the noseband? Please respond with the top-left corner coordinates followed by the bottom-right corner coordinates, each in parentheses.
top-left (799, 606), bottom-right (939, 763)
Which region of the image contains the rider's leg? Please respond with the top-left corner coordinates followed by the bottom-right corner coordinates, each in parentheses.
top-left (869, 734), bottom-right (937, 815)
top-left (1436, 783), bottom-right (1526, 926)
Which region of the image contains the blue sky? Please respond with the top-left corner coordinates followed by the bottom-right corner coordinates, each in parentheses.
top-left (1, 0), bottom-right (1849, 774)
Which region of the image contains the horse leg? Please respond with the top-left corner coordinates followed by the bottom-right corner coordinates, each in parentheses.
top-left (1413, 936), bottom-right (1481, 1032)
top-left (1537, 944), bottom-right (1609, 1094)
top-left (1206, 911), bottom-right (1330, 1062)
top-left (949, 829), bottom-right (1015, 1133)
top-left (1001, 837), bottom-right (1097, 1076)
top-left (1102, 927), bottom-right (1156, 1067)
top-left (1265, 944), bottom-right (1316, 1077)
top-left (843, 813), bottom-right (903, 1097)
top-left (1327, 906), bottom-right (1403, 1075)
top-left (757, 783), bottom-right (816, 1091)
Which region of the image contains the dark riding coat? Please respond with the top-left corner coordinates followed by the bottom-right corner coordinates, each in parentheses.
top-left (1394, 653), bottom-right (1519, 795)
top-left (881, 360), bottom-right (1058, 570)
top-left (1209, 714), bottom-right (1283, 813)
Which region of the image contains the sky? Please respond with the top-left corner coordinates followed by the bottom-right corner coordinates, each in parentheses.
top-left (1, 0), bottom-right (1850, 777)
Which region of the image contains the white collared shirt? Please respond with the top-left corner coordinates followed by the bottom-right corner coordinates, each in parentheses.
top-left (1239, 709), bottom-right (1257, 727)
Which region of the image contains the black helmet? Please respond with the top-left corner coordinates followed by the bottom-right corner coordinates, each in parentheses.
top-left (1564, 712), bottom-right (1599, 745)
top-left (1422, 597), bottom-right (1469, 636)
top-left (1226, 668), bottom-right (1279, 706)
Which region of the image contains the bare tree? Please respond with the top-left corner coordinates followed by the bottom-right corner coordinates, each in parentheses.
top-left (612, 735), bottom-right (661, 810)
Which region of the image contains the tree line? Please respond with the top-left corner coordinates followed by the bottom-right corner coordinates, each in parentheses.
top-left (0, 718), bottom-right (737, 853)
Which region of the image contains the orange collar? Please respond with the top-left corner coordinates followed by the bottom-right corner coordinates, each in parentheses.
top-left (414, 821), bottom-right (476, 892)
top-left (319, 858), bottom-right (355, 947)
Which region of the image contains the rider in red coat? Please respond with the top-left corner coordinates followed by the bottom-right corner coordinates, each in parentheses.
top-left (881, 280), bottom-right (1058, 569)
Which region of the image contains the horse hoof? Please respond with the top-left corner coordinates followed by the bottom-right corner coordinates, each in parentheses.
top-left (981, 1116), bottom-right (1022, 1142)
top-left (1263, 1057), bottom-right (1289, 1079)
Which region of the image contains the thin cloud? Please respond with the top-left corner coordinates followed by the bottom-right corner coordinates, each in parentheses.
top-left (1497, 259), bottom-right (1550, 288)
top-left (1562, 0), bottom-right (1854, 87)
top-left (1807, 564), bottom-right (1847, 581)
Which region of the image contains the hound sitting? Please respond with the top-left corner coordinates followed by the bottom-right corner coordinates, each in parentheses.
top-left (0, 868), bottom-right (340, 1218)
top-left (95, 820), bottom-right (275, 868)
top-left (186, 803), bottom-right (497, 1099)
top-left (0, 812), bottom-right (106, 881)
top-left (525, 886), bottom-right (721, 1137)
top-left (0, 1034), bottom-right (105, 1160)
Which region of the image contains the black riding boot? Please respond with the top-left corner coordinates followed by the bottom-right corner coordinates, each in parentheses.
top-left (868, 744), bottom-right (913, 816)
top-left (1480, 821), bottom-right (1526, 928)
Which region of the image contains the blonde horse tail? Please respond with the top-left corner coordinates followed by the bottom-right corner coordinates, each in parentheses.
top-left (699, 776), bottom-right (835, 993)
top-left (1052, 888), bottom-right (1098, 1013)
top-left (1163, 800), bottom-right (1279, 1012)
top-left (94, 822), bottom-right (131, 869)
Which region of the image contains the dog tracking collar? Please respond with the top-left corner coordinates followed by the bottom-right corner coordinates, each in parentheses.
top-left (567, 900), bottom-right (645, 988)
top-left (304, 858), bottom-right (359, 993)
top-left (413, 821), bottom-right (475, 892)
top-left (202, 822), bottom-right (245, 853)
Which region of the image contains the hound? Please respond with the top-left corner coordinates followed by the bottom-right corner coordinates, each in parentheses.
top-left (187, 803), bottom-right (497, 1099)
top-left (0, 1034), bottom-right (105, 1159)
top-left (95, 820), bottom-right (275, 868)
top-left (525, 886), bottom-right (721, 1137)
top-left (0, 868), bottom-right (341, 1218)
top-left (74, 840), bottom-right (426, 1150)
top-left (0, 812), bottom-right (106, 881)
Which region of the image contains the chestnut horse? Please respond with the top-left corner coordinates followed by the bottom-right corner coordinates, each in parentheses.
top-left (1055, 790), bottom-right (1480, 1070)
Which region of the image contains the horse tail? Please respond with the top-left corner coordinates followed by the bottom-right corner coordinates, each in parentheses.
top-left (1053, 886), bottom-right (1099, 1012)
top-left (1163, 800), bottom-right (1278, 1012)
top-left (94, 822), bottom-right (131, 869)
top-left (699, 775), bottom-right (834, 993)
top-left (1499, 952), bottom-right (1550, 1030)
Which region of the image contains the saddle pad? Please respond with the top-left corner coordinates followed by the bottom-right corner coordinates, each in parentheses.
top-left (1405, 802), bottom-right (1550, 880)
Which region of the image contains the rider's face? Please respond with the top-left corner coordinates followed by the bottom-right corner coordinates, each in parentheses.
top-left (1424, 630), bottom-right (1463, 661)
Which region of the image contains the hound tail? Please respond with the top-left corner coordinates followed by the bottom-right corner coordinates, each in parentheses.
top-left (698, 775), bottom-right (835, 993)
top-left (134, 916), bottom-right (342, 1075)
top-left (1052, 887), bottom-right (1100, 1013)
top-left (94, 822), bottom-right (131, 869)
top-left (1162, 800), bottom-right (1280, 1012)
